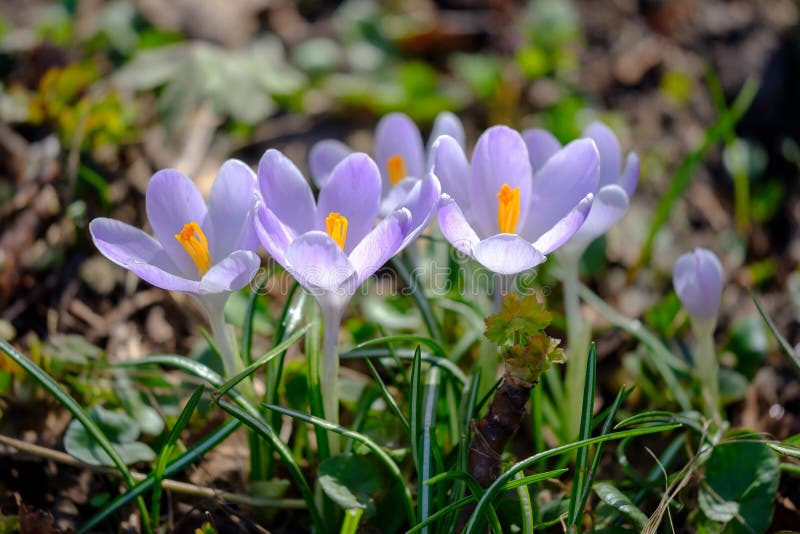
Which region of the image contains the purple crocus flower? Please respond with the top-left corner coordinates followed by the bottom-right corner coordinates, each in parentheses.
top-left (254, 149), bottom-right (440, 435)
top-left (308, 111), bottom-right (464, 216)
top-left (523, 121), bottom-right (639, 259)
top-left (89, 160), bottom-right (261, 377)
top-left (673, 248), bottom-right (724, 321)
top-left (432, 125), bottom-right (599, 276)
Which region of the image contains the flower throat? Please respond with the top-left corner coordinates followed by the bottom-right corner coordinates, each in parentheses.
top-left (497, 183), bottom-right (520, 234)
top-left (175, 222), bottom-right (211, 275)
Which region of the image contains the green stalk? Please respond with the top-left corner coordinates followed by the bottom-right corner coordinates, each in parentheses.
top-left (321, 304), bottom-right (343, 455)
top-left (562, 257), bottom-right (590, 443)
top-left (692, 317), bottom-right (720, 425)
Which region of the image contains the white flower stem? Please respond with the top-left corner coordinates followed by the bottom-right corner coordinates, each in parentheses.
top-left (321, 304), bottom-right (343, 455)
top-left (206, 301), bottom-right (255, 401)
top-left (692, 317), bottom-right (721, 425)
top-left (562, 257), bottom-right (591, 442)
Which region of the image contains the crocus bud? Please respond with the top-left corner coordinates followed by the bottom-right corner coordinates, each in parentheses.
top-left (673, 248), bottom-right (724, 321)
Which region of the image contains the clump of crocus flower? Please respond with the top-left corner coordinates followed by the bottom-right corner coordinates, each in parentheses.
top-left (254, 149), bottom-right (440, 444)
top-left (309, 111), bottom-right (463, 215)
top-left (432, 125), bottom-right (599, 277)
top-left (674, 247), bottom-right (724, 422)
top-left (90, 161), bottom-right (261, 381)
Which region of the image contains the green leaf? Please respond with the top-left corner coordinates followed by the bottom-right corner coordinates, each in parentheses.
top-left (568, 343), bottom-right (597, 529)
top-left (64, 406), bottom-right (155, 466)
top-left (594, 483), bottom-right (649, 529)
top-left (698, 431), bottom-right (779, 533)
top-left (319, 454), bottom-right (384, 517)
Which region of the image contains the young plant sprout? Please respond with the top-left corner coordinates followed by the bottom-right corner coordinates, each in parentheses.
top-left (89, 161), bottom-right (261, 381)
top-left (309, 111), bottom-right (464, 216)
top-left (432, 125), bottom-right (598, 307)
top-left (673, 247), bottom-right (724, 422)
top-left (530, 122), bottom-right (639, 441)
top-left (254, 149), bottom-right (440, 448)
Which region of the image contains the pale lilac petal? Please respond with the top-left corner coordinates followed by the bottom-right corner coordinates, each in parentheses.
top-left (437, 194), bottom-right (480, 256)
top-left (521, 139), bottom-right (600, 242)
top-left (207, 159), bottom-right (258, 261)
top-left (258, 149), bottom-right (316, 235)
top-left (673, 248), bottom-right (723, 321)
top-left (315, 153), bottom-right (381, 253)
top-left (521, 128), bottom-right (562, 173)
top-left (379, 177), bottom-right (418, 217)
top-left (395, 172), bottom-right (441, 248)
top-left (430, 134), bottom-right (470, 212)
top-left (468, 126), bottom-right (533, 237)
top-left (427, 111), bottom-right (465, 168)
top-left (620, 152), bottom-right (639, 198)
top-left (374, 112), bottom-right (425, 190)
top-left (145, 169), bottom-right (208, 277)
top-left (254, 202), bottom-right (294, 268)
top-left (199, 250), bottom-right (261, 294)
top-left (583, 122), bottom-right (621, 188)
top-left (90, 218), bottom-right (201, 292)
top-left (532, 193), bottom-right (594, 254)
top-left (349, 209), bottom-right (408, 286)
top-left (566, 185), bottom-right (629, 253)
top-left (473, 234), bottom-right (545, 275)
top-left (285, 231), bottom-right (357, 294)
top-left (308, 139), bottom-right (352, 189)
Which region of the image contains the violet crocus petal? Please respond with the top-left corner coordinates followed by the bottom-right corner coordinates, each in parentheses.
top-left (532, 193), bottom-right (594, 255)
top-left (468, 126), bottom-right (533, 237)
top-left (620, 152), bottom-right (639, 198)
top-left (308, 139), bottom-right (352, 189)
top-left (583, 122), bottom-right (622, 189)
top-left (285, 231), bottom-right (357, 294)
top-left (427, 111), bottom-right (465, 167)
top-left (199, 250), bottom-right (261, 294)
top-left (374, 112), bottom-right (425, 190)
top-left (349, 209), bottom-right (409, 286)
top-left (430, 134), bottom-right (471, 213)
top-left (89, 218), bottom-right (201, 292)
top-left (396, 172), bottom-right (441, 249)
top-left (520, 138), bottom-right (600, 243)
top-left (673, 248), bottom-right (724, 321)
top-left (438, 194), bottom-right (480, 256)
top-left (254, 202), bottom-right (294, 269)
top-left (258, 149), bottom-right (316, 235)
top-left (521, 128), bottom-right (562, 173)
top-left (566, 185), bottom-right (629, 253)
top-left (379, 177), bottom-right (418, 217)
top-left (145, 169), bottom-right (209, 278)
top-left (207, 159), bottom-right (258, 262)
top-left (315, 153), bottom-right (381, 254)
top-left (473, 234), bottom-right (546, 275)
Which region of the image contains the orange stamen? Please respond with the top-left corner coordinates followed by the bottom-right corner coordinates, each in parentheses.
top-left (387, 154), bottom-right (408, 186)
top-left (325, 212), bottom-right (349, 250)
top-left (497, 184), bottom-right (520, 234)
top-left (174, 222), bottom-right (211, 275)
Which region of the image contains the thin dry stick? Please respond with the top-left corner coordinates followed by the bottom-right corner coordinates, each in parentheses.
top-left (0, 433), bottom-right (305, 509)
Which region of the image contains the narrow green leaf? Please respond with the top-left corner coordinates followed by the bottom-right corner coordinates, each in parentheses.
top-left (418, 366), bottom-right (441, 530)
top-left (80, 418), bottom-right (240, 533)
top-left (462, 423), bottom-right (683, 533)
top-left (214, 322), bottom-right (311, 398)
top-left (752, 292), bottom-right (800, 375)
top-left (342, 346), bottom-right (467, 385)
top-left (410, 346), bottom-right (423, 474)
top-left (568, 343), bottom-right (597, 528)
top-left (151, 385), bottom-right (204, 528)
top-left (391, 255), bottom-right (443, 341)
top-left (364, 357), bottom-right (410, 432)
top-left (0, 339), bottom-right (153, 533)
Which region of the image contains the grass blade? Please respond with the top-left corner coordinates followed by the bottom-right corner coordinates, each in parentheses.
top-left (342, 346), bottom-right (467, 386)
top-left (80, 418), bottom-right (240, 532)
top-left (263, 403), bottom-right (417, 527)
top-left (150, 385), bottom-right (204, 529)
top-left (0, 339), bottom-right (153, 533)
top-left (752, 292), bottom-right (800, 374)
top-left (214, 322), bottom-right (311, 398)
top-left (410, 346), bottom-right (423, 473)
top-left (364, 357), bottom-right (410, 431)
top-left (462, 423), bottom-right (683, 533)
top-left (568, 343), bottom-right (597, 529)
top-left (115, 355), bottom-right (325, 534)
top-left (391, 254), bottom-right (443, 341)
top-left (419, 366), bottom-right (441, 531)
